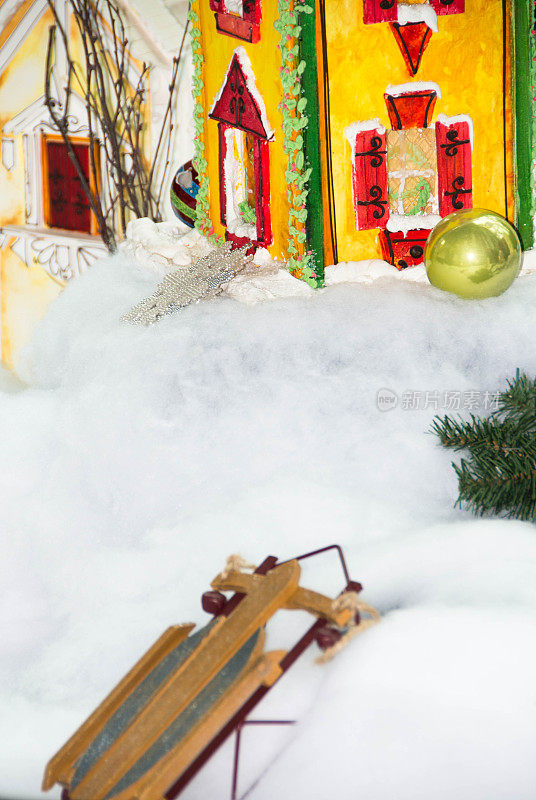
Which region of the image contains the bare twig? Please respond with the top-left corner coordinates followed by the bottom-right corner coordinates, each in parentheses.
top-left (44, 0), bottom-right (185, 250)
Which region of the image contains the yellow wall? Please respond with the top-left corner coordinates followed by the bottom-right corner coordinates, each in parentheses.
top-left (324, 0), bottom-right (513, 263)
top-left (198, 0), bottom-right (291, 260)
top-left (0, 5), bottom-right (148, 369)
top-left (1, 244), bottom-right (62, 369)
top-left (0, 7), bottom-right (61, 369)
top-left (0, 8), bottom-right (56, 227)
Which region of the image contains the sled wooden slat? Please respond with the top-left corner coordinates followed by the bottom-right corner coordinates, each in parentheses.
top-left (105, 648), bottom-right (286, 800)
top-left (43, 553), bottom-right (375, 800)
top-left (46, 561), bottom-right (300, 800)
top-left (213, 569), bottom-right (353, 627)
top-left (42, 624), bottom-right (196, 791)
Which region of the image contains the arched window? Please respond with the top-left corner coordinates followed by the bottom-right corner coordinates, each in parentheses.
top-left (209, 49), bottom-right (273, 248)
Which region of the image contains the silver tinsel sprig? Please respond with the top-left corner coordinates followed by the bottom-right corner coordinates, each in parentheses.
top-left (121, 243), bottom-right (253, 326)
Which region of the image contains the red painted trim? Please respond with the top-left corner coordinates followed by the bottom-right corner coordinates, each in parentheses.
top-left (384, 90), bottom-right (438, 130)
top-left (379, 228), bottom-right (431, 270)
top-left (436, 119), bottom-right (473, 216)
top-left (242, 0), bottom-right (261, 25)
top-left (217, 126), bottom-right (271, 249)
top-left (363, 0), bottom-right (396, 24)
top-left (256, 138), bottom-right (272, 245)
top-left (389, 22), bottom-right (433, 77)
top-left (218, 123), bottom-right (228, 226)
top-left (352, 128), bottom-right (389, 230)
top-left (209, 0), bottom-right (223, 11)
top-left (429, 0), bottom-right (464, 15)
top-left (215, 13), bottom-right (259, 43)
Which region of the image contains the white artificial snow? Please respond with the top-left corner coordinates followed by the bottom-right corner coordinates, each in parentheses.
top-left (326, 254), bottom-right (536, 286)
top-left (120, 219), bottom-right (215, 275)
top-left (397, 3), bottom-right (439, 33)
top-left (223, 0), bottom-right (243, 15)
top-left (226, 218), bottom-right (257, 239)
top-left (2, 248), bottom-right (536, 800)
top-left (436, 112), bottom-right (475, 150)
top-left (209, 46), bottom-right (274, 140)
top-left (0, 361), bottom-right (25, 392)
top-left (325, 259), bottom-right (429, 285)
top-left (225, 268), bottom-right (315, 304)
top-left (252, 247), bottom-right (273, 266)
top-left (521, 247), bottom-right (536, 272)
top-left (386, 213), bottom-right (442, 233)
top-left (385, 80), bottom-right (442, 99)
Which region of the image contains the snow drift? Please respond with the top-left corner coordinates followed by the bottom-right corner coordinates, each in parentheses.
top-left (2, 253), bottom-right (536, 800)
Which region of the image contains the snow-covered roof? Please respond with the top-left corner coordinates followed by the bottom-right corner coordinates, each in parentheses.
top-left (209, 47), bottom-right (275, 140)
top-left (397, 3), bottom-right (438, 33)
top-left (385, 81), bottom-right (442, 99)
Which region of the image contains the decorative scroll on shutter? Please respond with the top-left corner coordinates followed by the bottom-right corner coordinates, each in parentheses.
top-left (429, 0), bottom-right (464, 15)
top-left (242, 0), bottom-right (261, 26)
top-left (363, 0), bottom-right (397, 25)
top-left (352, 127), bottom-right (389, 230)
top-left (436, 118), bottom-right (472, 216)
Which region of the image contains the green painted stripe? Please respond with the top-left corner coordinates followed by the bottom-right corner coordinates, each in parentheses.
top-left (299, 0), bottom-right (325, 285)
top-left (170, 188), bottom-right (197, 222)
top-left (513, 0), bottom-right (534, 249)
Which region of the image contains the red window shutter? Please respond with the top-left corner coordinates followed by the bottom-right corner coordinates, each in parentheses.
top-left (47, 141), bottom-right (92, 233)
top-left (429, 0), bottom-right (464, 15)
top-left (436, 118), bottom-right (472, 217)
top-left (363, 0), bottom-right (397, 24)
top-left (242, 0), bottom-right (261, 26)
top-left (69, 143), bottom-right (92, 233)
top-left (46, 141), bottom-right (69, 230)
top-left (351, 127), bottom-right (389, 230)
top-left (46, 140), bottom-right (91, 233)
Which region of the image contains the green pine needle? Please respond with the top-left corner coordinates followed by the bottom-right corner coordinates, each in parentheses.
top-left (432, 370), bottom-right (536, 521)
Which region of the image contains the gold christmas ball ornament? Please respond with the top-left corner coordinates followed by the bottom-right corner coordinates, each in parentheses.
top-left (424, 208), bottom-right (522, 299)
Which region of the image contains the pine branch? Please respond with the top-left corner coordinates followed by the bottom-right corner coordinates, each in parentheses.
top-left (495, 369), bottom-right (536, 429)
top-left (431, 414), bottom-right (530, 455)
top-left (455, 458), bottom-right (536, 521)
top-left (432, 371), bottom-right (536, 521)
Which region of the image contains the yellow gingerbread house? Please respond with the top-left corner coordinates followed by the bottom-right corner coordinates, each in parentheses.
top-left (190, 0), bottom-right (533, 284)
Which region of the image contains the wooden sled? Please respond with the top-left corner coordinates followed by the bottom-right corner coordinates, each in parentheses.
top-left (43, 547), bottom-right (378, 800)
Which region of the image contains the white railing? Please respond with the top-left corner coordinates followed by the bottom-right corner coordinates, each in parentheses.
top-left (0, 225), bottom-right (107, 283)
